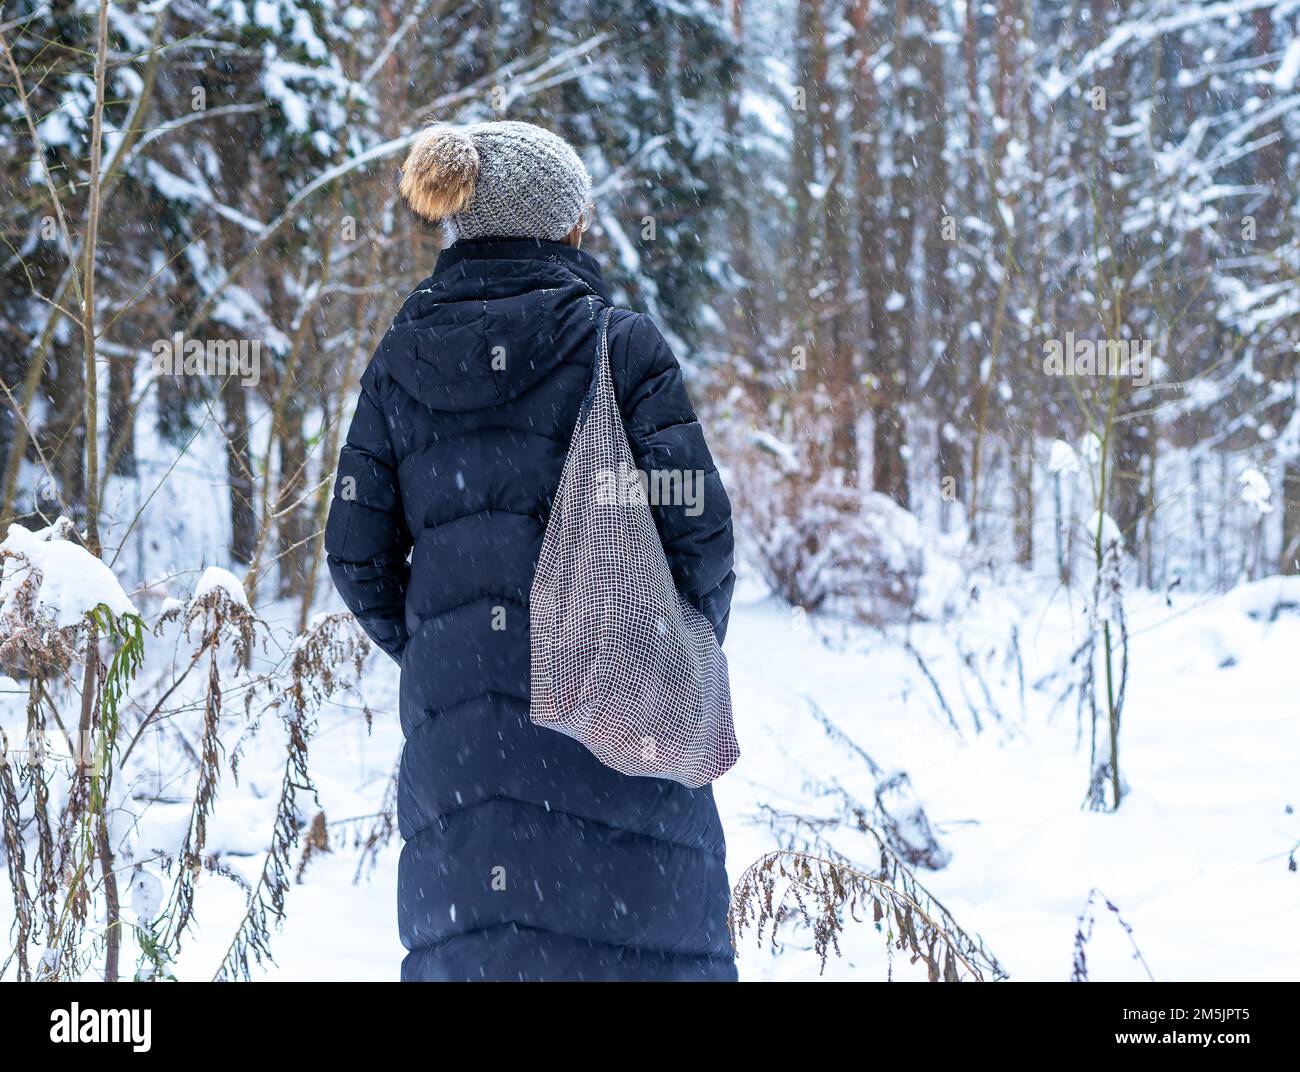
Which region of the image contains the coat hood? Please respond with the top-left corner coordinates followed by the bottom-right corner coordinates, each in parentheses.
top-left (375, 237), bottom-right (611, 412)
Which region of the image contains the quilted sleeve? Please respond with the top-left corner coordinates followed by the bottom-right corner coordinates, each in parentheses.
top-left (609, 311), bottom-right (737, 645)
top-left (325, 364), bottom-right (413, 663)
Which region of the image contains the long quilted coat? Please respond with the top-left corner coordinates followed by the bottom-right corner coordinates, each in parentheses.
top-left (325, 237), bottom-right (738, 981)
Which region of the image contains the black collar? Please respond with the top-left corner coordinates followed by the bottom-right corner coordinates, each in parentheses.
top-left (434, 237), bottom-right (611, 301)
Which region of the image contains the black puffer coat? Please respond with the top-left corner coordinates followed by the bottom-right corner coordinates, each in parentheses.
top-left (325, 238), bottom-right (737, 981)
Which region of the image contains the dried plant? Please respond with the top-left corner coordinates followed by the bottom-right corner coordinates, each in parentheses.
top-left (731, 847), bottom-right (1001, 981)
top-left (805, 699), bottom-right (950, 870)
top-left (295, 811), bottom-right (331, 883)
top-left (213, 612), bottom-right (370, 982)
top-left (1071, 887), bottom-right (1154, 982)
top-left (304, 761), bottom-right (401, 886)
top-left (0, 565), bottom-right (145, 980)
top-left (0, 755), bottom-right (33, 979)
top-left (350, 761), bottom-right (400, 883)
top-left (154, 584), bottom-right (262, 952)
top-left (731, 804), bottom-right (1005, 980)
top-left (902, 639), bottom-right (965, 735)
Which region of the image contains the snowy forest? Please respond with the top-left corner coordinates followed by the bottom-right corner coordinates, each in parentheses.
top-left (1, 0), bottom-right (1298, 983)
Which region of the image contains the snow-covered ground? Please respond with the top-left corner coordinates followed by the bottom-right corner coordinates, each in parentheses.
top-left (150, 563), bottom-right (1300, 982)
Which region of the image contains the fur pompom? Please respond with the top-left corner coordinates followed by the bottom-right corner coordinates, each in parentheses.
top-left (399, 125), bottom-right (480, 222)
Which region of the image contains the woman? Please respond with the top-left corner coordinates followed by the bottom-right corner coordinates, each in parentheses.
top-left (325, 120), bottom-right (738, 981)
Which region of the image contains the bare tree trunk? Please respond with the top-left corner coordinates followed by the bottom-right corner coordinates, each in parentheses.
top-left (42, 348), bottom-right (85, 523)
top-left (957, 0), bottom-right (985, 535)
top-left (79, 0), bottom-right (109, 557)
top-left (275, 392), bottom-right (311, 599)
top-left (723, 0), bottom-right (759, 363)
top-left (1281, 460), bottom-right (1300, 576)
top-left (920, 0), bottom-right (961, 525)
top-left (850, 0), bottom-right (890, 496)
top-left (872, 0), bottom-right (917, 509)
top-left (1112, 413), bottom-right (1150, 574)
top-left (1251, 8), bottom-right (1285, 237)
top-left (1091, 0), bottom-right (1144, 565)
top-left (106, 353), bottom-right (136, 478)
top-left (81, 7), bottom-right (114, 983)
top-left (808, 0), bottom-right (857, 482)
top-left (791, 0), bottom-right (817, 322)
top-left (223, 375), bottom-right (256, 565)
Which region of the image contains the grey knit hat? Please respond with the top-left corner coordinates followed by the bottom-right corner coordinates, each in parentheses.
top-left (398, 120), bottom-right (592, 242)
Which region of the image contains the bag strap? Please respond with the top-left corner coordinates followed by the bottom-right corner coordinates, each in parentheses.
top-left (577, 305), bottom-right (615, 426)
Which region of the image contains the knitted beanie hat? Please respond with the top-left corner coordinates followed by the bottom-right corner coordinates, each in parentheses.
top-left (399, 120), bottom-right (592, 242)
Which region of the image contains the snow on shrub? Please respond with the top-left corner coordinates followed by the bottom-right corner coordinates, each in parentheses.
top-left (0, 519), bottom-right (140, 678)
top-left (733, 449), bottom-right (959, 623)
top-left (0, 518), bottom-right (137, 627)
top-left (190, 566), bottom-right (251, 609)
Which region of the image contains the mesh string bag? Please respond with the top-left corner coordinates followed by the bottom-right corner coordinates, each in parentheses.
top-left (529, 306), bottom-right (739, 788)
